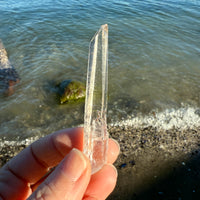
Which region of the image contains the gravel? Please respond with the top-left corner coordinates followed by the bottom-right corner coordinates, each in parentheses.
top-left (108, 125), bottom-right (200, 200)
top-left (1, 125), bottom-right (200, 199)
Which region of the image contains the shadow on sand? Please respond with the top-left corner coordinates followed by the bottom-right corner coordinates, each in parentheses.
top-left (109, 150), bottom-right (200, 200)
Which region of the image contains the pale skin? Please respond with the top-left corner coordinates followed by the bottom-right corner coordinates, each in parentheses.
top-left (0, 127), bottom-right (120, 200)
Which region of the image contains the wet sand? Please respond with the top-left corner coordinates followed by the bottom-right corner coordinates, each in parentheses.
top-left (1, 126), bottom-right (200, 199)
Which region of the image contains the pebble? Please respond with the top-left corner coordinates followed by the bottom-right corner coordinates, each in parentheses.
top-left (129, 160), bottom-right (135, 166)
top-left (182, 162), bottom-right (186, 166)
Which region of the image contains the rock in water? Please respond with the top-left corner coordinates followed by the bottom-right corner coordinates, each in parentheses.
top-left (58, 80), bottom-right (86, 104)
top-left (0, 39), bottom-right (20, 96)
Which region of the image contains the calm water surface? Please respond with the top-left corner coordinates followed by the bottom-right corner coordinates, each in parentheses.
top-left (0, 0), bottom-right (200, 140)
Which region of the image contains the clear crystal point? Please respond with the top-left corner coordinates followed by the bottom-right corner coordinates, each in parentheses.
top-left (84, 24), bottom-right (108, 174)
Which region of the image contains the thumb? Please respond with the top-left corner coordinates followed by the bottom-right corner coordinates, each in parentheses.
top-left (28, 148), bottom-right (91, 200)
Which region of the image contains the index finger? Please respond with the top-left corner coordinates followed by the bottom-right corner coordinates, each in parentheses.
top-left (3, 127), bottom-right (84, 185)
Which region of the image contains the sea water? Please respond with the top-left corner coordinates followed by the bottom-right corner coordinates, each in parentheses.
top-left (0, 0), bottom-right (200, 142)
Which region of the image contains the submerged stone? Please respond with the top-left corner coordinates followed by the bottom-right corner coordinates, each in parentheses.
top-left (58, 80), bottom-right (86, 104)
top-left (0, 39), bottom-right (20, 96)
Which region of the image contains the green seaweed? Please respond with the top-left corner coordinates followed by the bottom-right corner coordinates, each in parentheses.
top-left (58, 80), bottom-right (86, 104)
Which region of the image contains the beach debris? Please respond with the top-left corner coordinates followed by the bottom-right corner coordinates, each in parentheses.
top-left (84, 24), bottom-right (109, 173)
top-left (57, 80), bottom-right (85, 104)
top-left (120, 163), bottom-right (127, 168)
top-left (0, 39), bottom-right (20, 96)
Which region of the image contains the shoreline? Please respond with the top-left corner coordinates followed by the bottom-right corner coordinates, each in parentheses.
top-left (1, 125), bottom-right (200, 199)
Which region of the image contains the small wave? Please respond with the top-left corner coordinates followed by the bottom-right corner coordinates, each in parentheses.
top-left (0, 136), bottom-right (39, 147)
top-left (1, 107), bottom-right (200, 147)
top-left (111, 106), bottom-right (200, 130)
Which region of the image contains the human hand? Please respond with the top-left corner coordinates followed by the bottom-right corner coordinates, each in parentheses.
top-left (0, 127), bottom-right (120, 200)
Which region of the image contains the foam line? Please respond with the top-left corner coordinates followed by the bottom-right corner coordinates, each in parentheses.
top-left (0, 136), bottom-right (39, 147)
top-left (111, 107), bottom-right (200, 130)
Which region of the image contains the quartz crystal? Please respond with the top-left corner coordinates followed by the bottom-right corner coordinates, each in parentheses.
top-left (84, 24), bottom-right (108, 174)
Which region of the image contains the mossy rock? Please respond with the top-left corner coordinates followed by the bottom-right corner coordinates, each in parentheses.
top-left (58, 80), bottom-right (86, 104)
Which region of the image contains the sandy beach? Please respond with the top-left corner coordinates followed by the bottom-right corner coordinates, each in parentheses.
top-left (1, 125), bottom-right (200, 199)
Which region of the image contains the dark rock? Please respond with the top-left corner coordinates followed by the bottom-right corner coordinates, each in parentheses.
top-left (129, 160), bottom-right (136, 166)
top-left (0, 40), bottom-right (20, 96)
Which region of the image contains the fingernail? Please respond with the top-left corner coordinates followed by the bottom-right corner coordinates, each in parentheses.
top-left (62, 148), bottom-right (87, 182)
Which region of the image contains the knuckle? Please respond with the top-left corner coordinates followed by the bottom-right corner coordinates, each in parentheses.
top-left (33, 182), bottom-right (55, 200)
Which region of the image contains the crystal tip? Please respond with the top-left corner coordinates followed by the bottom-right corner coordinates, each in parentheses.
top-left (101, 24), bottom-right (108, 32)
